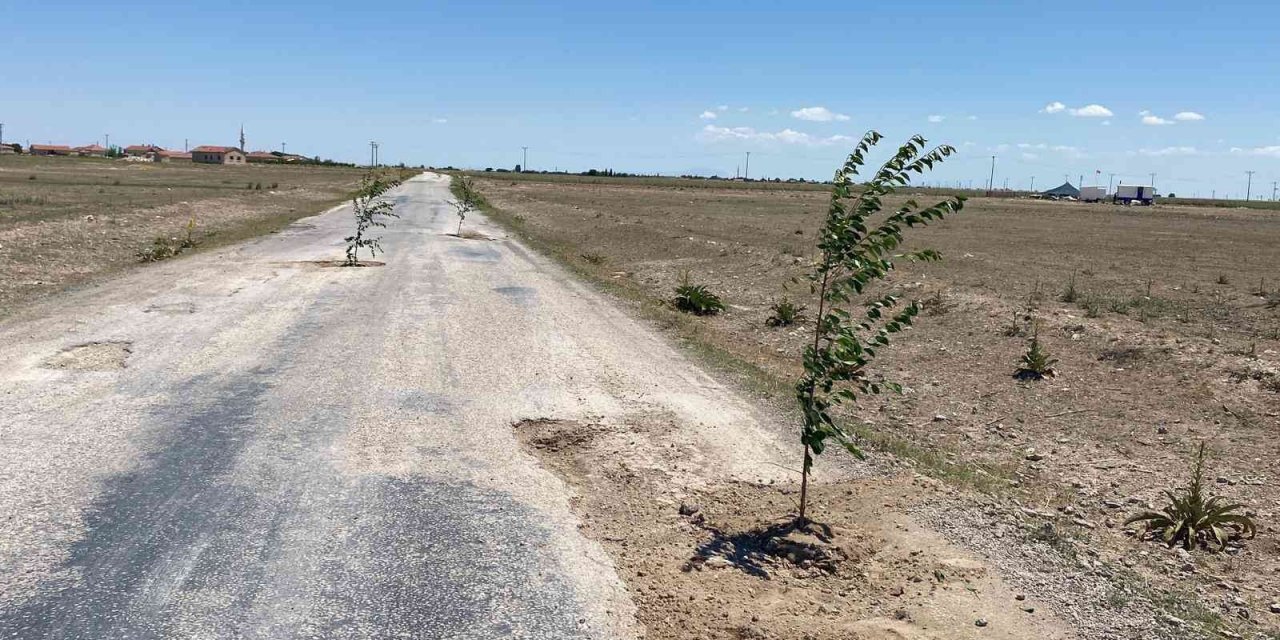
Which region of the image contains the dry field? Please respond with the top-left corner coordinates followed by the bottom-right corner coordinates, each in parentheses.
top-left (0, 155), bottom-right (375, 318)
top-left (473, 174), bottom-right (1280, 639)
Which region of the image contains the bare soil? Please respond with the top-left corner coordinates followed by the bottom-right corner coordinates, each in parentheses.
top-left (0, 155), bottom-right (383, 318)
top-left (478, 176), bottom-right (1280, 639)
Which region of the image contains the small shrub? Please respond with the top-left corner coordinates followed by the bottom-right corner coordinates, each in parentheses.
top-left (1216, 274), bottom-right (1230, 285)
top-left (1060, 272), bottom-right (1079, 303)
top-left (1001, 312), bottom-right (1027, 337)
top-left (27, 175), bottom-right (36, 181)
top-left (1125, 443), bottom-right (1256, 551)
top-left (921, 290), bottom-right (953, 316)
top-left (246, 183), bottom-right (254, 190)
top-left (765, 298), bottom-right (806, 327)
top-left (1014, 328), bottom-right (1058, 380)
top-left (580, 252), bottom-right (607, 265)
top-left (673, 273), bottom-right (725, 316)
top-left (270, 182), bottom-right (279, 189)
top-left (136, 237), bottom-right (181, 262)
top-left (1081, 295), bottom-right (1102, 318)
top-left (254, 182), bottom-right (262, 190)
top-left (112, 179), bottom-right (121, 186)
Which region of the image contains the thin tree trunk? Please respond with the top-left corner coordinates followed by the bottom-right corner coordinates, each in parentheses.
top-left (798, 443), bottom-right (811, 524)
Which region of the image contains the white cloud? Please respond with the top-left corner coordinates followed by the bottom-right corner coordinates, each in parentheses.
top-left (1021, 152), bottom-right (1039, 160)
top-left (699, 111), bottom-right (718, 120)
top-left (927, 115), bottom-right (945, 123)
top-left (717, 105), bottom-right (728, 111)
top-left (1069, 104), bottom-right (1113, 117)
top-left (1101, 120), bottom-right (1111, 126)
top-left (698, 125), bottom-right (852, 147)
top-left (967, 115), bottom-right (978, 121)
top-left (1139, 146), bottom-right (1198, 156)
top-left (1141, 114), bottom-right (1174, 126)
top-left (1173, 111), bottom-right (1205, 121)
top-left (790, 106), bottom-right (850, 122)
top-left (1042, 101), bottom-right (1113, 117)
top-left (1231, 145), bottom-right (1280, 158)
top-left (432, 118), bottom-right (447, 124)
top-left (738, 106), bottom-right (749, 113)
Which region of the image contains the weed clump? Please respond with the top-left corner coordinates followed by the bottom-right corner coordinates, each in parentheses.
top-left (765, 299), bottom-right (806, 327)
top-left (1125, 443), bottom-right (1256, 551)
top-left (1014, 327), bottom-right (1058, 380)
top-left (674, 272), bottom-right (725, 316)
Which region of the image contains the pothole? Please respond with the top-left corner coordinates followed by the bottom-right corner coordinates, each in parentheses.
top-left (445, 231), bottom-right (494, 241)
top-left (43, 341), bottom-right (133, 371)
top-left (144, 302), bottom-right (196, 315)
top-left (267, 260), bottom-right (386, 269)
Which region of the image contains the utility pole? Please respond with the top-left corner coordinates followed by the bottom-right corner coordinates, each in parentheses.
top-left (239, 124), bottom-right (246, 152)
top-left (1003, 177), bottom-right (1008, 190)
top-left (1030, 176), bottom-right (1035, 192)
top-left (281, 142), bottom-right (286, 154)
top-left (104, 133), bottom-right (109, 150)
top-left (1078, 174), bottom-right (1084, 190)
top-left (184, 138), bottom-right (188, 152)
top-left (1272, 181), bottom-right (1277, 202)
top-left (987, 155), bottom-right (996, 193)
top-left (370, 141), bottom-right (377, 167)
top-left (0, 123), bottom-right (4, 146)
top-left (744, 151), bottom-right (751, 180)
top-left (1149, 172), bottom-right (1156, 190)
top-left (521, 146), bottom-right (528, 172)
top-left (1245, 170), bottom-right (1255, 201)
top-left (1108, 173), bottom-right (1115, 194)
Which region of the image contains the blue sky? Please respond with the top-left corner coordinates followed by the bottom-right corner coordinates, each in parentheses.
top-left (3, 1), bottom-right (1279, 198)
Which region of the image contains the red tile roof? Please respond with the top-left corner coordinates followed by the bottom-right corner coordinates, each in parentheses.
top-left (75, 144), bottom-right (107, 151)
top-left (191, 145), bottom-right (241, 153)
top-left (125, 144), bottom-right (164, 153)
top-left (30, 144), bottom-right (73, 152)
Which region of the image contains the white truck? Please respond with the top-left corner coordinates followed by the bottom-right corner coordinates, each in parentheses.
top-left (1114, 185), bottom-right (1156, 205)
top-left (1079, 186), bottom-right (1107, 202)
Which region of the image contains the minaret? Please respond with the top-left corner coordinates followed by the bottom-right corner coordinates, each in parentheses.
top-left (239, 124), bottom-right (246, 152)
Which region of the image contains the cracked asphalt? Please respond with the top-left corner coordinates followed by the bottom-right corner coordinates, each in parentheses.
top-left (0, 172), bottom-right (787, 638)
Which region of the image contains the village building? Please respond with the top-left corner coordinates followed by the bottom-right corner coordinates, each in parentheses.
top-left (125, 144), bottom-right (165, 157)
top-left (74, 144), bottom-right (107, 157)
top-left (246, 151), bottom-right (281, 163)
top-left (191, 146), bottom-right (246, 165)
top-left (164, 151), bottom-right (193, 162)
top-left (29, 144), bottom-right (73, 156)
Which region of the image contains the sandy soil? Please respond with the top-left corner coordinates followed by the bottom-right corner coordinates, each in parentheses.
top-left (475, 176), bottom-right (1280, 639)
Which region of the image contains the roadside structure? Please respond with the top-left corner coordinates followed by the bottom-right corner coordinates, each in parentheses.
top-left (74, 144), bottom-right (107, 157)
top-left (191, 145), bottom-right (246, 165)
top-left (1040, 182), bottom-right (1080, 199)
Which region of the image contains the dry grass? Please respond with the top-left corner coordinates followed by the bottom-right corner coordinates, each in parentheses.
top-left (470, 174), bottom-right (1280, 636)
top-left (0, 155), bottom-right (375, 318)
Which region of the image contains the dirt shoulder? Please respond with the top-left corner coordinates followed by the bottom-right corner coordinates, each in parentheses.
top-left (0, 156), bottom-right (397, 320)
top-left (471, 175), bottom-right (1280, 639)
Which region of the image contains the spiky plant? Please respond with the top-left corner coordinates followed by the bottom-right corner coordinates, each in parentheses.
top-left (674, 272), bottom-right (725, 316)
top-left (766, 299), bottom-right (806, 327)
top-left (1125, 443), bottom-right (1256, 551)
top-left (1015, 327), bottom-right (1058, 379)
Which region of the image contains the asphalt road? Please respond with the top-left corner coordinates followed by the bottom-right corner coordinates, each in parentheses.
top-left (0, 173), bottom-right (786, 639)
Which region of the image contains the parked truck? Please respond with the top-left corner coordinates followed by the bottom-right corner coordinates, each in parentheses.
top-left (1113, 185), bottom-right (1155, 206)
top-left (1079, 186), bottom-right (1107, 202)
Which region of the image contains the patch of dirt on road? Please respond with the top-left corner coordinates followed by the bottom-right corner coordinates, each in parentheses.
top-left (515, 417), bottom-right (1076, 640)
top-left (43, 341), bottom-right (132, 370)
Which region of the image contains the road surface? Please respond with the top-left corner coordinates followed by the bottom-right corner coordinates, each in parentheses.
top-left (0, 173), bottom-right (785, 639)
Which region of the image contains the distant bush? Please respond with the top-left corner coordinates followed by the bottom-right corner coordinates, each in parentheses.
top-left (765, 298), bottom-right (806, 326)
top-left (580, 252), bottom-right (607, 265)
